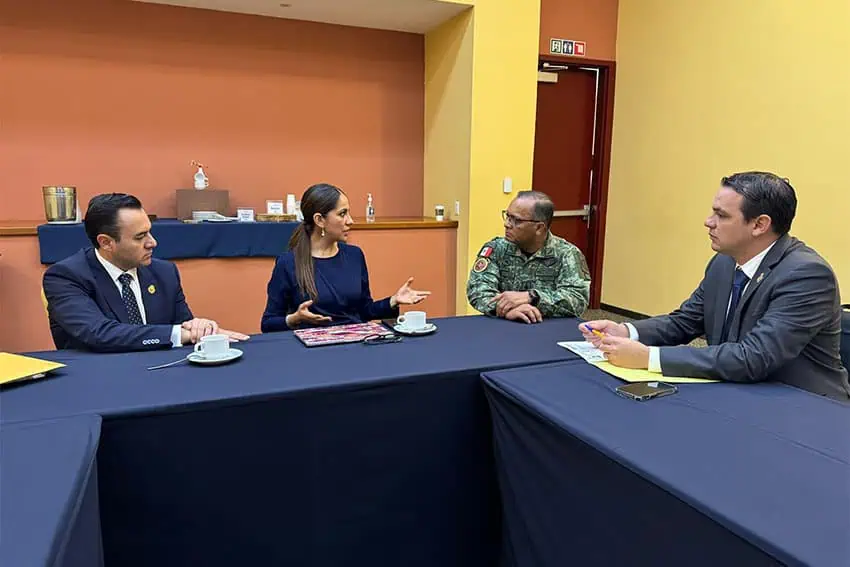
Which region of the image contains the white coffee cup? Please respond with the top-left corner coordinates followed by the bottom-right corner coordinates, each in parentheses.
top-left (194, 334), bottom-right (230, 359)
top-left (397, 311), bottom-right (427, 331)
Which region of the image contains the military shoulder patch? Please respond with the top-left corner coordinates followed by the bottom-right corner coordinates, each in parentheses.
top-left (473, 258), bottom-right (490, 273)
top-left (478, 245), bottom-right (494, 258)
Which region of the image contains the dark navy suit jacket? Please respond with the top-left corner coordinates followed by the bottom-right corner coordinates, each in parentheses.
top-left (632, 235), bottom-right (849, 401)
top-left (43, 248), bottom-right (193, 352)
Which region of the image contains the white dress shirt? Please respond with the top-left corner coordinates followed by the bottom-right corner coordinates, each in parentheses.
top-left (627, 241), bottom-right (777, 373)
top-left (95, 251), bottom-right (182, 348)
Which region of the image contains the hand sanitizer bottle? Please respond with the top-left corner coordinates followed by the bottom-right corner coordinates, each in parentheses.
top-left (193, 164), bottom-right (209, 190)
top-left (366, 193), bottom-right (375, 223)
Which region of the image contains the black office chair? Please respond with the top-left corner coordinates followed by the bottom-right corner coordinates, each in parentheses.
top-left (841, 305), bottom-right (850, 371)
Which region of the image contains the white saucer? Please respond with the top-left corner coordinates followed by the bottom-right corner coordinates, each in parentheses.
top-left (187, 348), bottom-right (243, 365)
top-left (392, 323), bottom-right (437, 336)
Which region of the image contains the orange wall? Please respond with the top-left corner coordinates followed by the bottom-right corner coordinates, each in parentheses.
top-left (0, 0), bottom-right (424, 220)
top-left (0, 237), bottom-right (47, 351)
top-left (0, 0), bottom-right (453, 353)
top-left (0, 229), bottom-right (456, 353)
top-left (539, 0), bottom-right (618, 60)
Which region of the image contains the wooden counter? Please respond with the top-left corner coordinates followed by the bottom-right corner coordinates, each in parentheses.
top-left (0, 217), bottom-right (457, 237)
top-left (351, 217), bottom-right (458, 230)
top-left (0, 220), bottom-right (44, 237)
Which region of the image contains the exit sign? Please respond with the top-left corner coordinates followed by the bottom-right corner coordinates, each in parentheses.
top-left (549, 38), bottom-right (587, 57)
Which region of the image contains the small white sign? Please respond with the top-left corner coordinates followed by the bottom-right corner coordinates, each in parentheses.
top-left (237, 208), bottom-right (255, 222)
top-left (266, 200), bottom-right (284, 215)
top-left (549, 37), bottom-right (587, 57)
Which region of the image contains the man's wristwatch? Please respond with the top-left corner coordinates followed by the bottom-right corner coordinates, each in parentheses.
top-left (528, 289), bottom-right (540, 306)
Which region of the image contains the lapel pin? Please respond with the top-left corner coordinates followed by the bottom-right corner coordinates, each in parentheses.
top-left (148, 284), bottom-right (156, 295)
top-left (756, 273), bottom-right (764, 284)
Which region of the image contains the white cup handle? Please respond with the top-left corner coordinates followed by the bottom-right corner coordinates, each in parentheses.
top-left (194, 342), bottom-right (204, 354)
top-left (396, 316), bottom-right (406, 327)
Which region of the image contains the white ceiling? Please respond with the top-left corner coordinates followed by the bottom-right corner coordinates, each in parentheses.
top-left (131, 0), bottom-right (470, 33)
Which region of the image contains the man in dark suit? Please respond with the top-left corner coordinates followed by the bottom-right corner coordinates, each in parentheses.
top-left (582, 172), bottom-right (849, 401)
top-left (43, 193), bottom-right (248, 352)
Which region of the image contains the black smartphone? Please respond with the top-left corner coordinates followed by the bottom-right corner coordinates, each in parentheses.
top-left (615, 381), bottom-right (678, 401)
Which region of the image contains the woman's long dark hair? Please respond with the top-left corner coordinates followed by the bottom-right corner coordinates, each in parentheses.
top-left (289, 183), bottom-right (344, 300)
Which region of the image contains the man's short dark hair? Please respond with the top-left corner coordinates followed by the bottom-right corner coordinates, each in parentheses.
top-left (721, 171), bottom-right (797, 236)
top-left (84, 193), bottom-right (143, 248)
top-left (516, 190), bottom-right (555, 227)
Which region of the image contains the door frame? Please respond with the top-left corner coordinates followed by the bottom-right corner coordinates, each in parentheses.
top-left (537, 56), bottom-right (616, 309)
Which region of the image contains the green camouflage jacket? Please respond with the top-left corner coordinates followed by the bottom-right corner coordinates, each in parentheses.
top-left (466, 233), bottom-right (590, 318)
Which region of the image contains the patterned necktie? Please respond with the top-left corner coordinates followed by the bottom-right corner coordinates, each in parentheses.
top-left (720, 268), bottom-right (749, 343)
top-left (118, 273), bottom-right (144, 325)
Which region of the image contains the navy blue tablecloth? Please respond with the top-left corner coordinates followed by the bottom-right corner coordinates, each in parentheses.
top-left (1, 316), bottom-right (584, 567)
top-left (0, 416), bottom-right (104, 567)
top-left (37, 219), bottom-right (297, 263)
top-left (483, 362), bottom-right (850, 567)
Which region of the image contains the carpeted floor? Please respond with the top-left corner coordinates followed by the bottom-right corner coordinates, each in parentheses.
top-left (581, 308), bottom-right (632, 325)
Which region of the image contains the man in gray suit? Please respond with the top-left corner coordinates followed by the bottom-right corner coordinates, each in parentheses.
top-left (582, 171), bottom-right (849, 401)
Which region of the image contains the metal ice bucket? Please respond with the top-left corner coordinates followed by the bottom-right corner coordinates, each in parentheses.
top-left (42, 186), bottom-right (77, 222)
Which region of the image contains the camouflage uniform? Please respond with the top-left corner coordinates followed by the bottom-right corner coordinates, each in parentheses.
top-left (466, 233), bottom-right (590, 318)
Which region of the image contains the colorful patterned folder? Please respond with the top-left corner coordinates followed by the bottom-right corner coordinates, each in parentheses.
top-left (293, 321), bottom-right (392, 347)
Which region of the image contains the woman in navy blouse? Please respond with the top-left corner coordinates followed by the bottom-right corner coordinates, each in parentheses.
top-left (261, 183), bottom-right (431, 331)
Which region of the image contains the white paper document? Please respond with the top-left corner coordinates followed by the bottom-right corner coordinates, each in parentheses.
top-left (557, 341), bottom-right (607, 363)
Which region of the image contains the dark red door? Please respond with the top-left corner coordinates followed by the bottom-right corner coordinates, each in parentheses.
top-left (532, 66), bottom-right (598, 257)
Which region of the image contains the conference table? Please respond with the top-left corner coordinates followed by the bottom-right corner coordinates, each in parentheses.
top-left (0, 416), bottom-right (104, 567)
top-left (0, 316), bottom-right (584, 567)
top-left (483, 361), bottom-right (850, 567)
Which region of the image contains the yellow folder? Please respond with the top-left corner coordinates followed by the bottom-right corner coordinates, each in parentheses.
top-left (0, 352), bottom-right (65, 385)
top-left (592, 361), bottom-right (719, 384)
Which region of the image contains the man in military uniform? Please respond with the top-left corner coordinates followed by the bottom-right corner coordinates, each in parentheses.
top-left (467, 191), bottom-right (590, 323)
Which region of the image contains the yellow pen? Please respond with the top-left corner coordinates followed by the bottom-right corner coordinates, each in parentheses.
top-left (584, 324), bottom-right (605, 338)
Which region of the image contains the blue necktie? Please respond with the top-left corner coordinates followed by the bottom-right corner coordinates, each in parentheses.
top-left (118, 273), bottom-right (144, 325)
top-left (720, 268), bottom-right (749, 343)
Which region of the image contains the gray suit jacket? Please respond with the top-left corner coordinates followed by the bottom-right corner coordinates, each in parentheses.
top-left (631, 235), bottom-right (850, 402)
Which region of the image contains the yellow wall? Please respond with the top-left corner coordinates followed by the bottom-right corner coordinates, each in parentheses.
top-left (425, 9), bottom-right (474, 314)
top-left (425, 0), bottom-right (541, 314)
top-left (466, 2), bottom-right (541, 315)
top-left (605, 0), bottom-right (850, 314)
